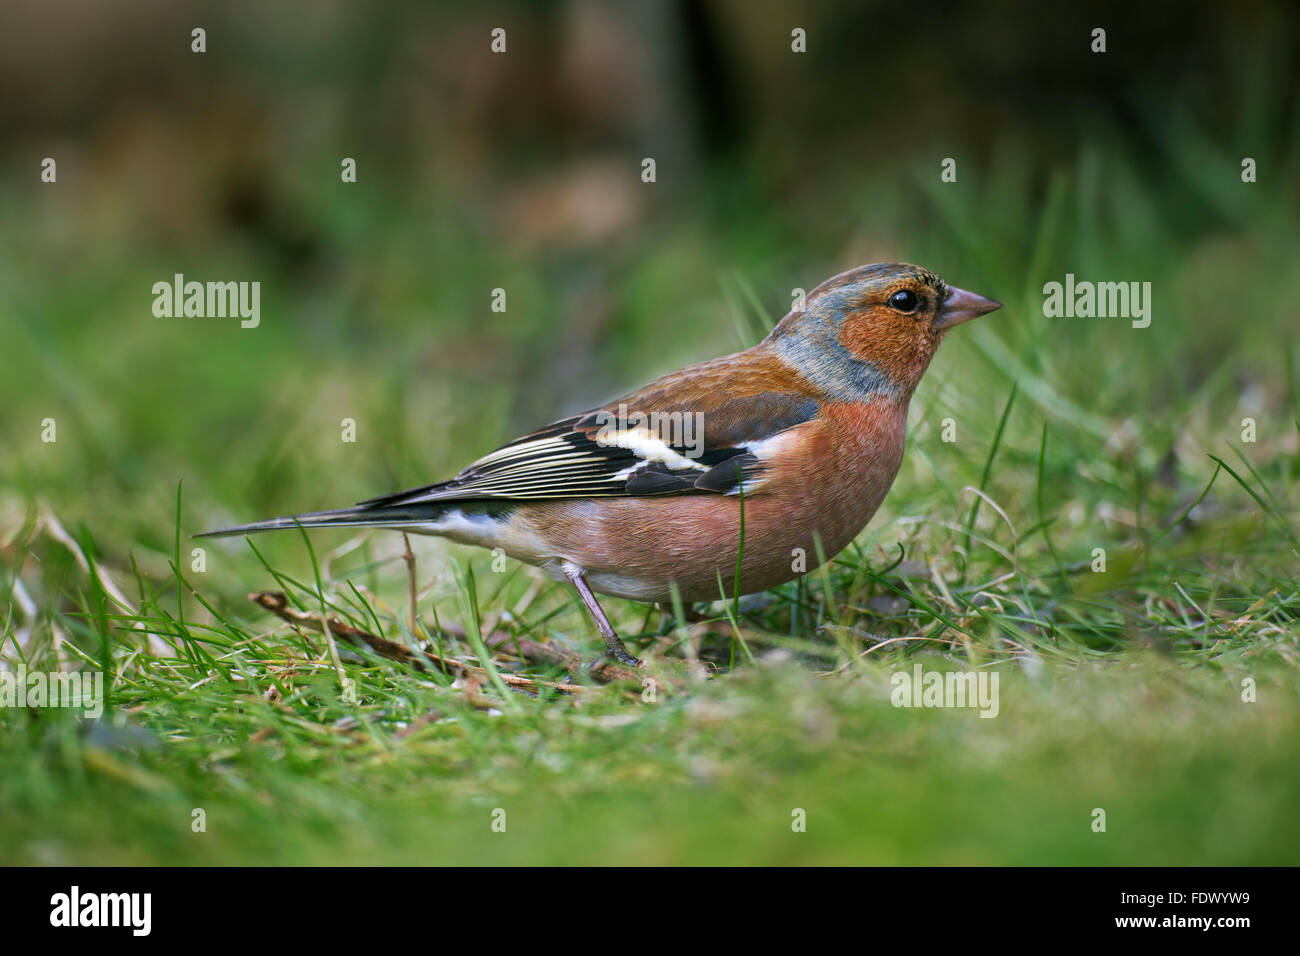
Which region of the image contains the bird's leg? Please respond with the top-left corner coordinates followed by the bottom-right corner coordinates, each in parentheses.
top-left (562, 564), bottom-right (641, 667)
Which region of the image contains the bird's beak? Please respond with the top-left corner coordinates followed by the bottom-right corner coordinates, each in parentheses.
top-left (937, 285), bottom-right (1002, 328)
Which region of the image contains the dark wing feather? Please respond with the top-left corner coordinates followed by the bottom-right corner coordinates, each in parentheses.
top-left (359, 358), bottom-right (820, 506)
top-left (692, 453), bottom-right (763, 494)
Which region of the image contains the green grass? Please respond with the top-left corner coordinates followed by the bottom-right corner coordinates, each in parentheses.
top-left (3, 126), bottom-right (1299, 864)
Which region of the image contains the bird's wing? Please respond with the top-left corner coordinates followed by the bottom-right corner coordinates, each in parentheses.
top-left (359, 351), bottom-right (821, 506)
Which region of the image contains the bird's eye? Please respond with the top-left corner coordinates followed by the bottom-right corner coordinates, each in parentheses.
top-left (888, 289), bottom-right (920, 313)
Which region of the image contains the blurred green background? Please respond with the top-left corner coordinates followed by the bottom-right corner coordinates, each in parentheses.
top-left (1, 0), bottom-right (1298, 865)
top-left (2, 0), bottom-right (1297, 537)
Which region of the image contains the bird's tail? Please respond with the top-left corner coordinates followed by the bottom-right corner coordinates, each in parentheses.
top-left (194, 503), bottom-right (445, 539)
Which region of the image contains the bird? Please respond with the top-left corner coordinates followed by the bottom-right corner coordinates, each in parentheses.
top-left (198, 263), bottom-right (1000, 666)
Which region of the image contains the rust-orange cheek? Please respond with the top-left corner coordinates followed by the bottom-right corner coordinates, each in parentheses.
top-left (838, 311), bottom-right (938, 392)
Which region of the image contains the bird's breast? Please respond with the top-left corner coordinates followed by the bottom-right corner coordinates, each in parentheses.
top-left (507, 396), bottom-right (910, 602)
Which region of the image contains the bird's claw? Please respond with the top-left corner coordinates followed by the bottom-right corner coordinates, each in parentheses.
top-left (584, 647), bottom-right (643, 674)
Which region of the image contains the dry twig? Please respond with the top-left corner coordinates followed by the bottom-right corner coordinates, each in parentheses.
top-left (248, 591), bottom-right (643, 691)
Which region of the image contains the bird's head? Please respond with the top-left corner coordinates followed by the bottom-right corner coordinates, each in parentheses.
top-left (765, 262), bottom-right (1001, 401)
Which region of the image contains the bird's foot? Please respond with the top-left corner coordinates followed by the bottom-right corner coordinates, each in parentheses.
top-left (582, 644), bottom-right (642, 676)
top-left (601, 642), bottom-right (643, 669)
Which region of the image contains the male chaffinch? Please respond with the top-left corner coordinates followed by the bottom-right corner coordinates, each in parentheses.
top-left (200, 263), bottom-right (1000, 665)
